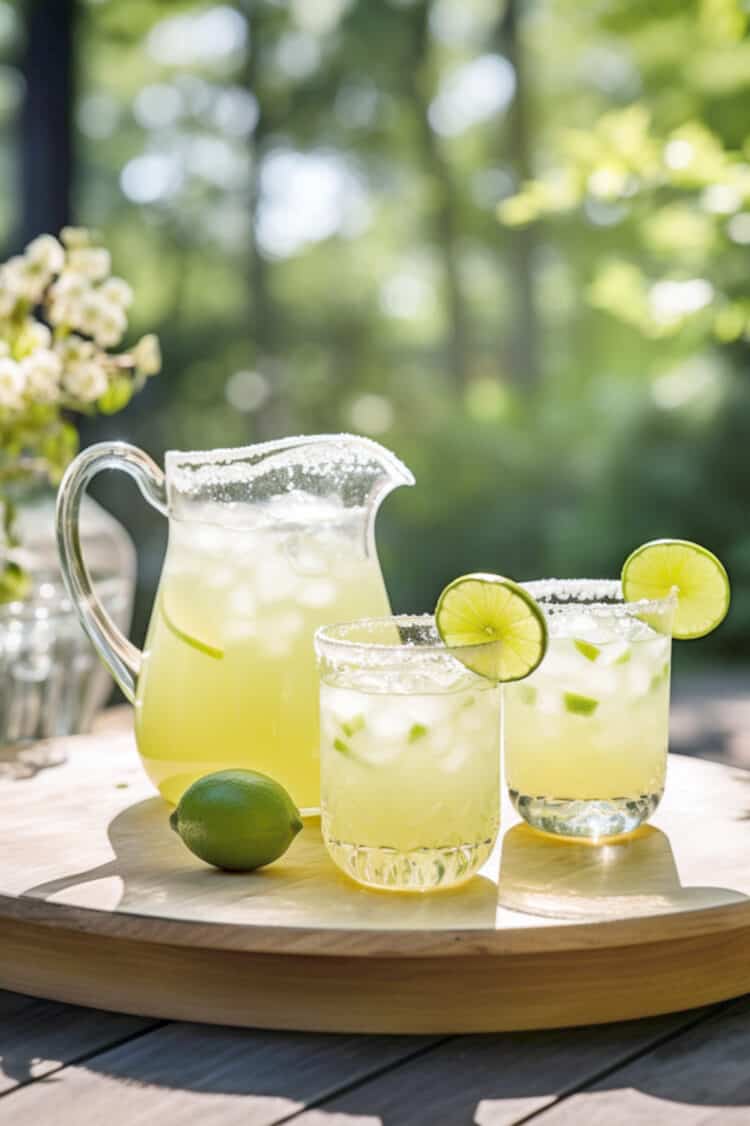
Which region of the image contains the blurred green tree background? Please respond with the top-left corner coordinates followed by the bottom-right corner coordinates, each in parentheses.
top-left (4, 0), bottom-right (749, 658)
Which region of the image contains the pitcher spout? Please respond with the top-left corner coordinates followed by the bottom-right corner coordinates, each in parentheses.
top-left (329, 433), bottom-right (415, 509)
top-left (297, 433), bottom-right (413, 568)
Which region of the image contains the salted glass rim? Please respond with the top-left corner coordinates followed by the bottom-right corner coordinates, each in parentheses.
top-left (314, 613), bottom-right (500, 662)
top-left (316, 613), bottom-right (447, 657)
top-left (520, 578), bottom-right (678, 619)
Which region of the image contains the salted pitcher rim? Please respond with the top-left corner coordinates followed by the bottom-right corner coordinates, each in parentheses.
top-left (163, 431), bottom-right (415, 483)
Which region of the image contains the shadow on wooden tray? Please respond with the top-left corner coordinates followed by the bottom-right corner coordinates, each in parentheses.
top-left (20, 797), bottom-right (502, 933)
top-left (498, 823), bottom-right (748, 921)
top-left (20, 786), bottom-right (750, 931)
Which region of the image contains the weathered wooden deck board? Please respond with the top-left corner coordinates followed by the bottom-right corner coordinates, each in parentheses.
top-left (0, 1005), bottom-right (724, 1126)
top-left (0, 990), bottom-right (156, 1096)
top-left (1, 974), bottom-right (749, 1124)
top-left (530, 996), bottom-right (750, 1125)
top-left (286, 1009), bottom-right (717, 1126)
top-left (0, 1016), bottom-right (440, 1125)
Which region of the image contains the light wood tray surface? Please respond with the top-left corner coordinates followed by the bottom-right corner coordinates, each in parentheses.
top-left (1, 720), bottom-right (749, 1032)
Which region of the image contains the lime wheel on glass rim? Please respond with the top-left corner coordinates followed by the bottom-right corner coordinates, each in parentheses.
top-left (621, 539), bottom-right (730, 640)
top-left (435, 572), bottom-right (547, 682)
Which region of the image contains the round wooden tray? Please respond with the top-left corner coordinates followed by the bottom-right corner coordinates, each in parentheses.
top-left (1, 718), bottom-right (750, 1033)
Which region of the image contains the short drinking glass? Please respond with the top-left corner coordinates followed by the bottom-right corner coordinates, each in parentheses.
top-left (315, 615), bottom-right (501, 891)
top-left (504, 580), bottom-right (676, 841)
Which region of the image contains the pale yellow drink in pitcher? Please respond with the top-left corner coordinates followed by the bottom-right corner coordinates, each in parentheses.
top-left (136, 505), bottom-right (391, 809)
top-left (57, 435), bottom-right (413, 811)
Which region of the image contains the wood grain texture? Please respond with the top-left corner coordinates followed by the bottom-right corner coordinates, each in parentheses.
top-left (0, 990), bottom-right (155, 1095)
top-left (0, 1020), bottom-right (439, 1126)
top-left (3, 722), bottom-right (750, 1030)
top-left (3, 911), bottom-right (750, 1034)
top-left (291, 1010), bottom-right (715, 1126)
top-left (531, 996), bottom-right (750, 1124)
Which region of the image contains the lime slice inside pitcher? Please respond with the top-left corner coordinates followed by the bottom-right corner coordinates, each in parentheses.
top-left (435, 573), bottom-right (547, 681)
top-left (621, 539), bottom-right (730, 640)
top-left (160, 598), bottom-right (224, 659)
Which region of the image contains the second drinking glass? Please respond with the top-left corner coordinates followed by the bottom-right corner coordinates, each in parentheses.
top-left (504, 579), bottom-right (676, 841)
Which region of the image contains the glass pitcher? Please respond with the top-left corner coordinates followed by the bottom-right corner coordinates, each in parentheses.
top-left (56, 435), bottom-right (414, 811)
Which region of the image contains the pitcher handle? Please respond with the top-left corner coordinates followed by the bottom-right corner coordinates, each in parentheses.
top-left (56, 441), bottom-right (167, 703)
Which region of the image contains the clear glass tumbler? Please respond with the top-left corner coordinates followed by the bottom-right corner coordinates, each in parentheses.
top-left (504, 579), bottom-right (676, 841)
top-left (315, 615), bottom-right (501, 892)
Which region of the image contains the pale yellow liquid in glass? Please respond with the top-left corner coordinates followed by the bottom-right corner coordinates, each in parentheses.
top-left (320, 676), bottom-right (500, 890)
top-left (135, 513), bottom-right (390, 808)
top-left (505, 624), bottom-right (671, 803)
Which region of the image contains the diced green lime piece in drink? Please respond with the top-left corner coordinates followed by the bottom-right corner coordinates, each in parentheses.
top-left (564, 692), bottom-right (599, 716)
top-left (435, 573), bottom-right (548, 682)
top-left (574, 639), bottom-right (600, 662)
top-left (341, 714), bottom-right (366, 738)
top-left (621, 539), bottom-right (730, 640)
top-left (408, 723), bottom-right (428, 743)
top-left (650, 662), bottom-right (671, 692)
top-left (333, 735), bottom-right (372, 766)
top-left (160, 598), bottom-right (224, 659)
top-left (614, 647), bottom-right (632, 664)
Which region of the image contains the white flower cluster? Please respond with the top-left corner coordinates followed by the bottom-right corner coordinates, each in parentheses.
top-left (0, 227), bottom-right (161, 415)
top-left (0, 235), bottom-right (64, 313)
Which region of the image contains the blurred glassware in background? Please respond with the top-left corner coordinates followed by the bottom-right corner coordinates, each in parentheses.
top-left (0, 490), bottom-right (134, 748)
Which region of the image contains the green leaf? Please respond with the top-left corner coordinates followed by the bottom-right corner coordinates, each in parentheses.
top-left (40, 421), bottom-right (79, 481)
top-left (0, 561), bottom-right (30, 604)
top-left (408, 722), bottom-right (428, 743)
top-left (2, 498), bottom-right (18, 546)
top-left (97, 376), bottom-right (133, 415)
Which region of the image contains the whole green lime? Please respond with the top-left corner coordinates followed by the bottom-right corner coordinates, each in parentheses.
top-left (169, 769), bottom-right (303, 871)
